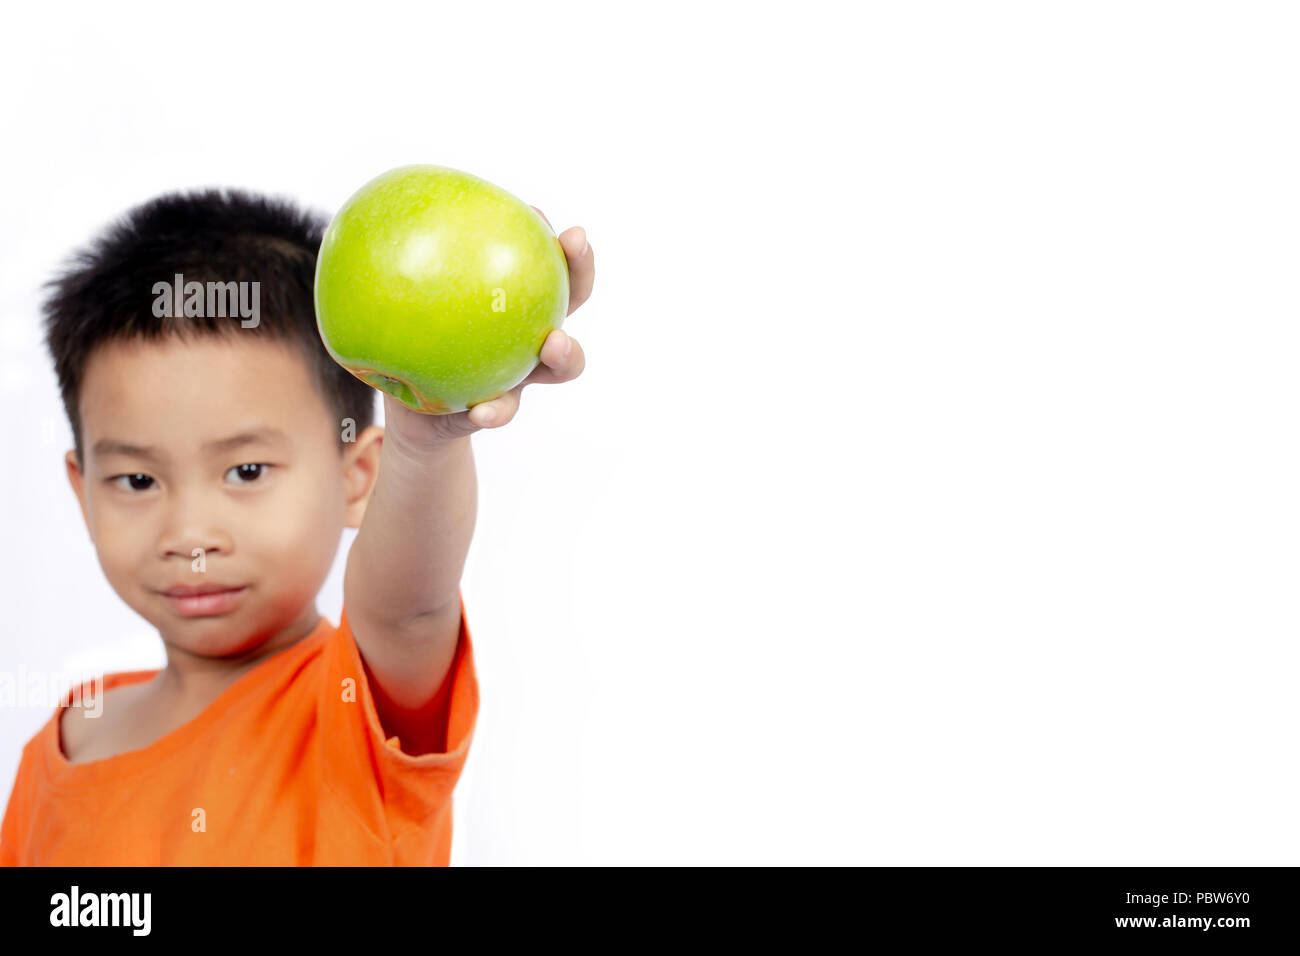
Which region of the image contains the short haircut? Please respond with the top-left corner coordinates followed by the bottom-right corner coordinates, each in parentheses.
top-left (42, 188), bottom-right (375, 466)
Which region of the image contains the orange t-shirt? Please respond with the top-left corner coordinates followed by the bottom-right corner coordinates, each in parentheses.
top-left (0, 595), bottom-right (478, 866)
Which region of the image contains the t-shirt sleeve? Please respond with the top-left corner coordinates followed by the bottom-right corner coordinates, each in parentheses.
top-left (316, 592), bottom-right (479, 856)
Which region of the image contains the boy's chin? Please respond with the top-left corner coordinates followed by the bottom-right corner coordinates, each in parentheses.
top-left (158, 618), bottom-right (283, 660)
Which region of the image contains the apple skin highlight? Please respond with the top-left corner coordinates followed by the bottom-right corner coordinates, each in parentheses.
top-left (314, 165), bottom-right (570, 415)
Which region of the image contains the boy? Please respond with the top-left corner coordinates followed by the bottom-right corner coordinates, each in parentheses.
top-left (0, 187), bottom-right (593, 865)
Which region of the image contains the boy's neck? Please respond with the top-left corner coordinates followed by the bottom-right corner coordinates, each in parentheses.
top-left (150, 604), bottom-right (323, 703)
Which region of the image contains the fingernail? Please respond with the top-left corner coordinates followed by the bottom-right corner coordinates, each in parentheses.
top-left (562, 332), bottom-right (573, 358)
top-left (577, 229), bottom-right (589, 257)
top-left (477, 406), bottom-right (495, 425)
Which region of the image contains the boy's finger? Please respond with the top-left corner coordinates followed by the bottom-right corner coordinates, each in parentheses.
top-left (528, 208), bottom-right (592, 315)
top-left (469, 387), bottom-right (521, 428)
top-left (541, 328), bottom-right (571, 369)
top-left (544, 329), bottom-right (584, 381)
top-left (524, 330), bottom-right (585, 386)
top-left (558, 226), bottom-right (594, 315)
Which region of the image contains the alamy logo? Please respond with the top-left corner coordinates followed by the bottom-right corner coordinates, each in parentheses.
top-left (152, 273), bottom-right (260, 328)
top-left (0, 666), bottom-right (103, 718)
top-left (50, 885), bottom-right (151, 936)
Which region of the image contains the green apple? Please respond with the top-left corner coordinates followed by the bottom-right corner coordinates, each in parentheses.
top-left (314, 165), bottom-right (570, 414)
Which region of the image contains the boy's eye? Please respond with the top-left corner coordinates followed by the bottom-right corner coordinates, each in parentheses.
top-left (110, 473), bottom-right (156, 492)
top-left (226, 463), bottom-right (269, 484)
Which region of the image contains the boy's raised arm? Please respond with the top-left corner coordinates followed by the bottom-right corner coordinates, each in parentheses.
top-left (341, 220), bottom-right (593, 755)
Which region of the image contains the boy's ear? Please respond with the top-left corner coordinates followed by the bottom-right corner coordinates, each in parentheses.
top-left (342, 425), bottom-right (384, 528)
top-left (65, 450), bottom-right (91, 531)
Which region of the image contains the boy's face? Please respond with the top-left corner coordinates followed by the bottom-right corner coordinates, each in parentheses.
top-left (65, 333), bottom-right (381, 658)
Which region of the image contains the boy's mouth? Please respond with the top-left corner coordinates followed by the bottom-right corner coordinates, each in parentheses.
top-left (160, 583), bottom-right (244, 596)
top-left (156, 584), bottom-right (249, 618)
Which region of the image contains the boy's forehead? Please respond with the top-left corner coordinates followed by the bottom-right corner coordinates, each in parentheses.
top-left (80, 334), bottom-right (333, 451)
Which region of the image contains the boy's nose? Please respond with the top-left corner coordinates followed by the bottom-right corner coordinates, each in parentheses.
top-left (162, 539), bottom-right (228, 561)
top-left (156, 488), bottom-right (235, 560)
top-left (157, 517), bottom-right (234, 561)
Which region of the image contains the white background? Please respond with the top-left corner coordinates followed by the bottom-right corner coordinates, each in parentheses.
top-left (1, 1), bottom-right (1297, 865)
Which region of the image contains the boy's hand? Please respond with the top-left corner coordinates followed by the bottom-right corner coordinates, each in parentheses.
top-left (383, 208), bottom-right (593, 449)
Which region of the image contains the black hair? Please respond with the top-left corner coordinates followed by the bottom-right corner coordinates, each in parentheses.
top-left (41, 187), bottom-right (375, 465)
